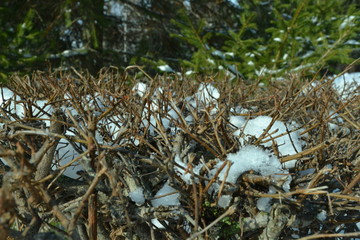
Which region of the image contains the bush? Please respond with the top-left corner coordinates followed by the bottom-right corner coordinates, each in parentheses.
top-left (0, 68), bottom-right (359, 239)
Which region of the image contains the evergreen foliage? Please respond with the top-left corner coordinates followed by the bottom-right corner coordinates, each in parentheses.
top-left (0, 0), bottom-right (359, 82)
top-left (0, 0), bottom-right (106, 81)
top-left (155, 0), bottom-right (360, 81)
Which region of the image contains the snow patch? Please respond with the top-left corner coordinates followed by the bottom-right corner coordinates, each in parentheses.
top-left (151, 182), bottom-right (180, 207)
top-left (129, 187), bottom-right (145, 205)
top-left (333, 72), bottom-right (360, 100)
top-left (234, 116), bottom-right (303, 168)
top-left (211, 145), bottom-right (291, 208)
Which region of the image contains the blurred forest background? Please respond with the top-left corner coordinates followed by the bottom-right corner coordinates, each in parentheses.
top-left (0, 0), bottom-right (360, 82)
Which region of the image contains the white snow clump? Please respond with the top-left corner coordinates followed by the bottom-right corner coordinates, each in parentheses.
top-left (333, 72), bottom-right (359, 100)
top-left (129, 187), bottom-right (145, 205)
top-left (233, 116), bottom-right (303, 168)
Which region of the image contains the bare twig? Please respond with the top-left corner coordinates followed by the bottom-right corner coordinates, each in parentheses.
top-left (68, 167), bottom-right (107, 235)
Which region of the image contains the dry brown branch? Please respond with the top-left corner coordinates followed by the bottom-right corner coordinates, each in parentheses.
top-left (0, 69), bottom-right (358, 239)
top-left (68, 167), bottom-right (107, 235)
top-left (280, 137), bottom-right (337, 163)
top-left (298, 232), bottom-right (360, 240)
top-left (88, 193), bottom-right (97, 240)
top-left (342, 171), bottom-right (360, 194)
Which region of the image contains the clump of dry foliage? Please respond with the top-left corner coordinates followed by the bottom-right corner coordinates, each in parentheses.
top-left (0, 67), bottom-right (359, 240)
